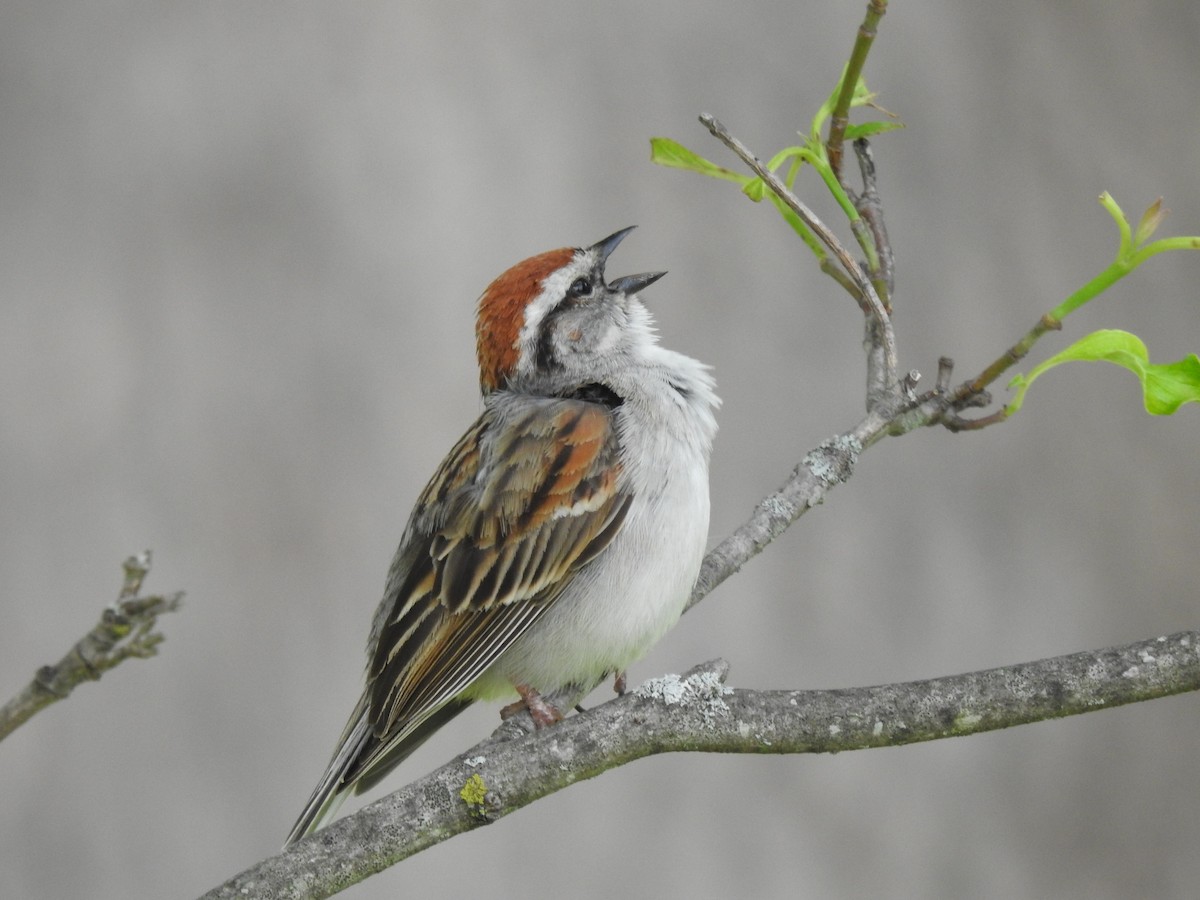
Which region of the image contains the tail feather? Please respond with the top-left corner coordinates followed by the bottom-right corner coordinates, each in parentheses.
top-left (284, 697), bottom-right (473, 847)
top-left (284, 708), bottom-right (373, 846)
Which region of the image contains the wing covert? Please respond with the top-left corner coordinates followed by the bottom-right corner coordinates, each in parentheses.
top-left (355, 397), bottom-right (630, 781)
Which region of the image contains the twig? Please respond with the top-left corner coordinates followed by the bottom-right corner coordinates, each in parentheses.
top-left (851, 138), bottom-right (894, 304)
top-left (934, 313), bottom-right (1063, 430)
top-left (690, 429), bottom-right (874, 610)
top-left (826, 0), bottom-right (889, 178)
top-left (699, 113), bottom-right (898, 391)
top-left (0, 551), bottom-right (184, 743)
top-left (681, 116), bottom-right (930, 607)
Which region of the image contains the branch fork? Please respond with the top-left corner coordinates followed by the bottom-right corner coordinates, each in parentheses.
top-left (0, 551), bottom-right (184, 744)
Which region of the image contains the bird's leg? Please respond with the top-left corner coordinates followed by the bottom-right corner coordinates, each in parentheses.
top-left (500, 683), bottom-right (564, 728)
top-left (576, 671), bottom-right (625, 712)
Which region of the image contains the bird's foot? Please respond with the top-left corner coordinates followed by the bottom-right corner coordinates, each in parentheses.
top-left (612, 670), bottom-right (627, 696)
top-left (501, 683), bottom-right (564, 728)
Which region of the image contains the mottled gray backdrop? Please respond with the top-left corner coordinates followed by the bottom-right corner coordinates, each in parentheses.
top-left (2, 3), bottom-right (1199, 898)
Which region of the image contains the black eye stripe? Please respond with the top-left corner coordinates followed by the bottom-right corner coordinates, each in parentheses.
top-left (531, 275), bottom-right (596, 374)
top-left (534, 306), bottom-right (563, 373)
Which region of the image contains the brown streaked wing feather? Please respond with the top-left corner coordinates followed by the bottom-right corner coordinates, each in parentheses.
top-left (361, 398), bottom-right (629, 767)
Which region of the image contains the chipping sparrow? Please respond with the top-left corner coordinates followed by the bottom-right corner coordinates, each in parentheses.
top-left (285, 227), bottom-right (718, 845)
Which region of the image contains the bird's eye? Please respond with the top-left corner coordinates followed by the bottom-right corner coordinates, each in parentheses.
top-left (568, 276), bottom-right (592, 297)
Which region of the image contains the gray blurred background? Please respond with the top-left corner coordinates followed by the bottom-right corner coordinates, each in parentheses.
top-left (2, 2), bottom-right (1198, 898)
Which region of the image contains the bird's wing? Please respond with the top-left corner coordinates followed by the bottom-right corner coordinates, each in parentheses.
top-left (287, 396), bottom-right (630, 844)
top-left (364, 396), bottom-right (630, 754)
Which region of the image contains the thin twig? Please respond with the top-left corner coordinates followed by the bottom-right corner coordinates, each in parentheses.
top-left (826, 0), bottom-right (890, 177)
top-left (690, 430), bottom-right (868, 609)
top-left (937, 312), bottom-right (1063, 430)
top-left (959, 313), bottom-right (1063, 400)
top-left (699, 113), bottom-right (898, 386)
top-left (0, 552), bottom-right (184, 743)
top-left (851, 138), bottom-right (894, 305)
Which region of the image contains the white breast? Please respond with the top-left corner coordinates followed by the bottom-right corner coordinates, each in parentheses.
top-left (474, 346), bottom-right (718, 701)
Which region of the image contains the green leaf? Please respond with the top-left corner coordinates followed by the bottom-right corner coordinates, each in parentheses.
top-left (650, 138), bottom-right (749, 183)
top-left (812, 72), bottom-right (887, 135)
top-left (1050, 194), bottom-right (1200, 321)
top-left (742, 178), bottom-right (766, 202)
top-left (1007, 329), bottom-right (1200, 416)
top-left (843, 120), bottom-right (905, 141)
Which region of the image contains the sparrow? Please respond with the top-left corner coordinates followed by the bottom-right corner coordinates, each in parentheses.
top-left (285, 227), bottom-right (718, 845)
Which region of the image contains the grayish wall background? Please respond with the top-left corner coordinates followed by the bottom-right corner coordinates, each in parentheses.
top-left (2, 2), bottom-right (1198, 898)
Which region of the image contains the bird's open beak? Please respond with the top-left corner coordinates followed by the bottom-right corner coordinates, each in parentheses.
top-left (590, 226), bottom-right (667, 296)
top-left (590, 226), bottom-right (637, 265)
top-left (608, 270), bottom-right (667, 294)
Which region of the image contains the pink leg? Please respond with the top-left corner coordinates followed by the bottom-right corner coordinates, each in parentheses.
top-left (500, 683), bottom-right (564, 728)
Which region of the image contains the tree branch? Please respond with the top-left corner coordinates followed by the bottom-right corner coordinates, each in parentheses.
top-left (0, 551), bottom-right (184, 743)
top-left (201, 632), bottom-right (1200, 899)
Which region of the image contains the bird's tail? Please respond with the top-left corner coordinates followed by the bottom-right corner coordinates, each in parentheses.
top-left (284, 697), bottom-right (473, 847)
top-left (284, 702), bottom-right (373, 846)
